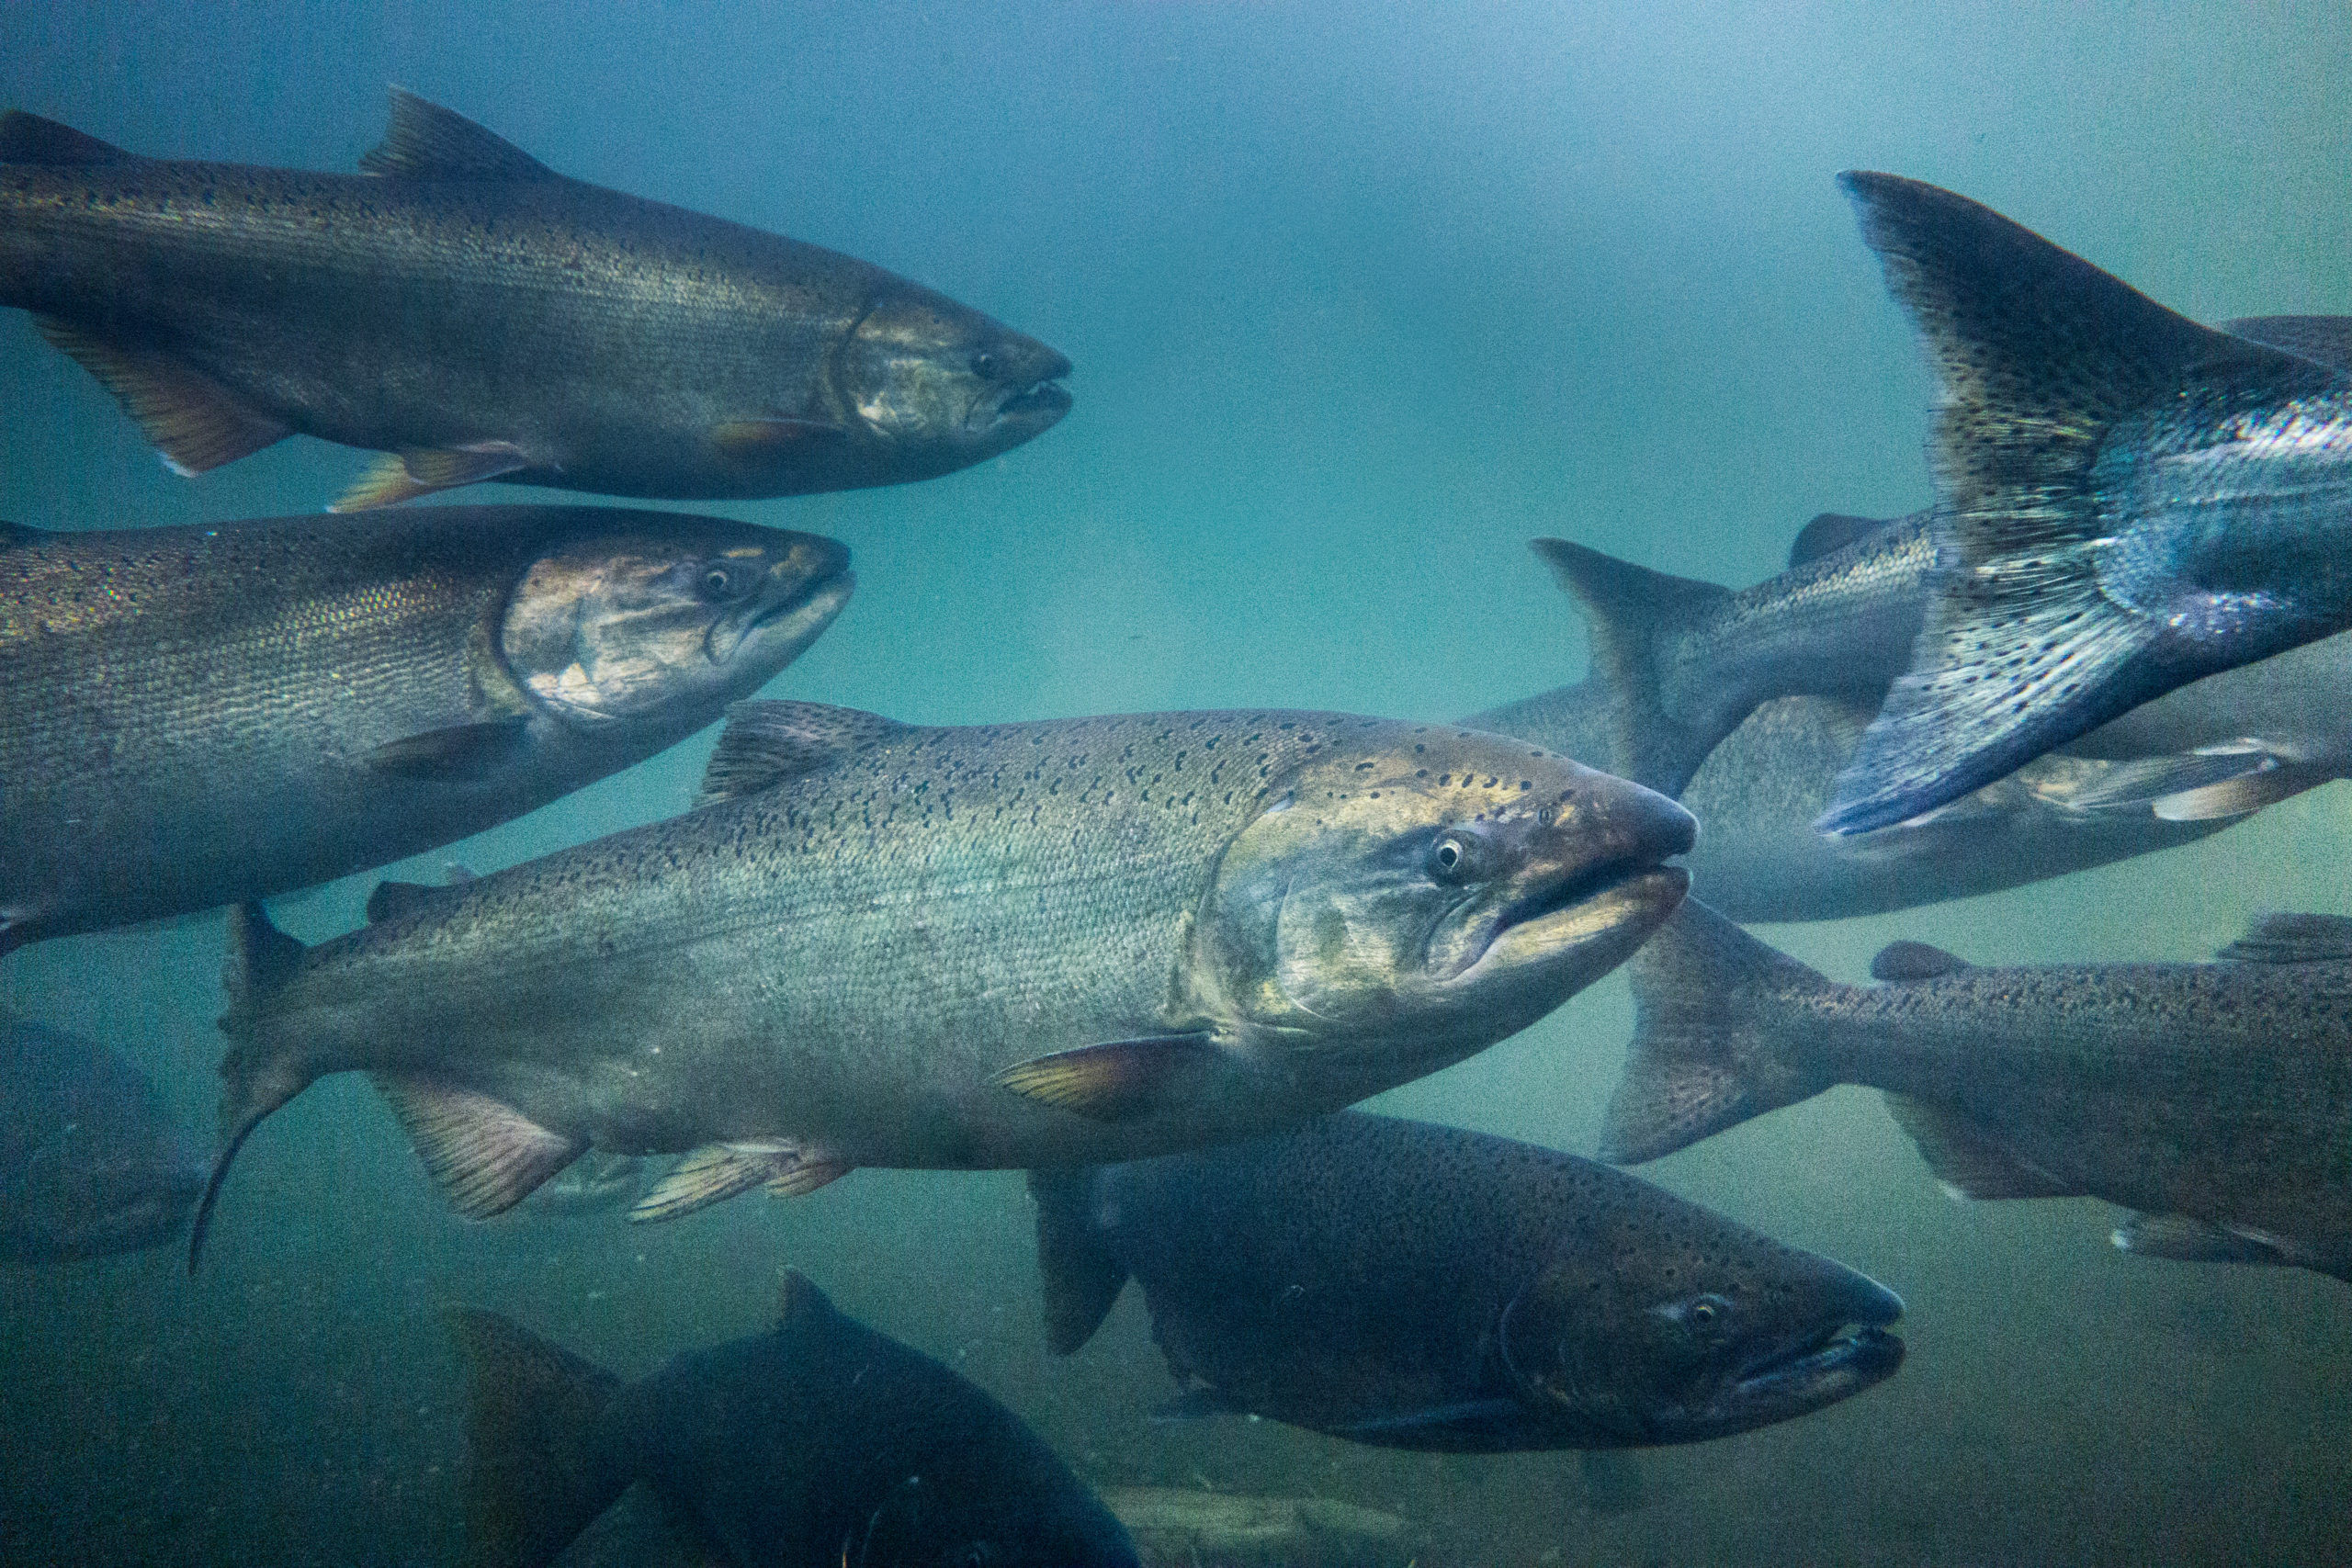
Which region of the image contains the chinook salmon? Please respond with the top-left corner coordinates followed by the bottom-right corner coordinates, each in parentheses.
top-left (1816, 175), bottom-right (2352, 833)
top-left (1603, 900), bottom-right (2352, 1284)
top-left (0, 90), bottom-right (1071, 510)
top-left (0, 507), bottom-right (848, 953)
top-left (1031, 1111), bottom-right (1904, 1449)
top-left (0, 1015), bottom-right (206, 1262)
top-left (447, 1271), bottom-right (1137, 1568)
top-left (190, 703), bottom-right (1692, 1264)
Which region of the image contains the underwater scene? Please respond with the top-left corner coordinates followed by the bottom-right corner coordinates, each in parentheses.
top-left (3, 3), bottom-right (2349, 1563)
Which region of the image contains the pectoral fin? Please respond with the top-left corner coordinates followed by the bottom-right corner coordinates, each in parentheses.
top-left (1881, 1093), bottom-right (2082, 1201)
top-left (362, 716), bottom-right (530, 782)
top-left (371, 1074), bottom-right (585, 1218)
top-left (2111, 1213), bottom-right (2295, 1269)
top-left (630, 1143), bottom-right (848, 1223)
top-left (33, 316), bottom-right (290, 475)
top-left (991, 1033), bottom-right (1222, 1122)
top-left (331, 444), bottom-right (532, 511)
top-left (2034, 743), bottom-right (2331, 822)
top-left (712, 418), bottom-right (850, 462)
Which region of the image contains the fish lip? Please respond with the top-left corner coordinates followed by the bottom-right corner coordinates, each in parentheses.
top-left (1439, 862), bottom-right (1690, 984)
top-left (710, 556), bottom-right (854, 664)
top-left (1728, 1322), bottom-right (1905, 1404)
top-left (989, 377), bottom-right (1074, 432)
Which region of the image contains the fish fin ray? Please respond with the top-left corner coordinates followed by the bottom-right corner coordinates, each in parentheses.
top-left (195, 901), bottom-right (319, 1272)
top-left (371, 1074), bottom-right (583, 1219)
top-left (2030, 743), bottom-right (2325, 822)
top-left (2110, 1213), bottom-right (2295, 1268)
top-left (2215, 912), bottom-right (2352, 965)
top-left (442, 1307), bottom-right (630, 1568)
top-left (361, 716), bottom-right (532, 782)
top-left (32, 316), bottom-right (289, 475)
top-left (1880, 1093), bottom-right (2082, 1200)
top-left (0, 110), bottom-right (140, 165)
top-left (1529, 537), bottom-right (1734, 795)
top-left (696, 700), bottom-right (908, 805)
top-left (991, 1033), bottom-right (1222, 1122)
top-left (1870, 941), bottom-right (1970, 981)
top-left (1787, 512), bottom-right (1900, 568)
top-left (2223, 315), bottom-right (2352, 377)
top-left (1027, 1168), bottom-right (1128, 1354)
top-left (1600, 900), bottom-right (1829, 1163)
top-left (1817, 173), bottom-right (2336, 833)
top-left (629, 1142), bottom-right (842, 1223)
top-left (330, 444), bottom-right (530, 511)
top-left (711, 418), bottom-right (851, 460)
top-left (360, 86), bottom-right (560, 181)
top-left (763, 1158), bottom-right (850, 1199)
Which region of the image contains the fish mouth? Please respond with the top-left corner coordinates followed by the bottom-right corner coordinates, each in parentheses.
top-left (709, 556), bottom-right (855, 666)
top-left (1665, 1280), bottom-right (1905, 1440)
top-left (1444, 861), bottom-right (1690, 984)
top-left (989, 375), bottom-right (1074, 434)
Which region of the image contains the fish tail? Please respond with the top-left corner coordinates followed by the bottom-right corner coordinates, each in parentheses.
top-left (189, 903), bottom-right (317, 1273)
top-left (1817, 172), bottom-right (2339, 834)
top-left (443, 1307), bottom-right (630, 1568)
top-left (1599, 899), bottom-right (1831, 1163)
top-left (1529, 538), bottom-right (1735, 796)
top-left (1027, 1168), bottom-right (1129, 1355)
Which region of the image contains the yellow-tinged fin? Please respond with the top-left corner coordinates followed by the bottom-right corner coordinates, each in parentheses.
top-left (362, 716), bottom-right (532, 782)
top-left (990, 1033), bottom-right (1221, 1122)
top-left (443, 1307), bottom-right (629, 1568)
top-left (33, 316), bottom-right (289, 475)
top-left (370, 1074), bottom-right (584, 1219)
top-left (0, 110), bottom-right (138, 165)
top-left (330, 444), bottom-right (530, 511)
top-left (695, 700), bottom-right (907, 806)
top-left (2216, 913), bottom-right (2352, 965)
top-left (361, 86), bottom-right (560, 182)
top-left (1880, 1092), bottom-right (2082, 1201)
top-left (1028, 1168), bottom-right (1129, 1355)
top-left (629, 1143), bottom-right (840, 1224)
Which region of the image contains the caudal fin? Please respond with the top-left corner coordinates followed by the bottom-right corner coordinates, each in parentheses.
top-left (1530, 538), bottom-right (1736, 796)
top-left (444, 1308), bottom-right (630, 1568)
top-left (189, 902), bottom-right (318, 1272)
top-left (1599, 900), bottom-right (1832, 1163)
top-left (1028, 1169), bottom-right (1130, 1355)
top-left (1817, 173), bottom-right (2342, 835)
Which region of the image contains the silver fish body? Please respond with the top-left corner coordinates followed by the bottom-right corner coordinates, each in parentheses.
top-left (0, 507), bottom-right (849, 953)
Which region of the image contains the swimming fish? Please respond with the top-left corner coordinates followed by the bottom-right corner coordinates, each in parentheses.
top-left (447, 1270), bottom-right (1138, 1568)
top-left (1815, 174), bottom-right (2352, 833)
top-left (193, 704), bottom-right (1693, 1264)
top-left (1030, 1111), bottom-right (1904, 1449)
top-left (0, 90), bottom-right (1071, 510)
top-left (1602, 899), bottom-right (2352, 1283)
top-left (0, 507), bottom-right (848, 954)
top-left (0, 1016), bottom-right (206, 1262)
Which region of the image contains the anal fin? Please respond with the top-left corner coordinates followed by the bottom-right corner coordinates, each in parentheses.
top-left (2112, 1213), bottom-right (2295, 1269)
top-left (1881, 1093), bottom-right (2082, 1201)
top-left (33, 316), bottom-right (289, 475)
top-left (992, 1033), bottom-right (1222, 1122)
top-left (630, 1142), bottom-right (845, 1224)
top-left (331, 443), bottom-right (531, 511)
top-left (371, 1074), bottom-right (583, 1218)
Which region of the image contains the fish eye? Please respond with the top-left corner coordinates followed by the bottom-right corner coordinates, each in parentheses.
top-left (1687, 1293), bottom-right (1731, 1329)
top-left (1537, 804), bottom-right (1557, 828)
top-left (971, 350), bottom-right (1000, 379)
top-left (699, 564), bottom-right (744, 600)
top-left (1428, 833), bottom-right (1472, 882)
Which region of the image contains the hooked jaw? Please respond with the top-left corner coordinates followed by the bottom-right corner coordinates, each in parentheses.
top-left (977, 344), bottom-right (1072, 441)
top-left (1645, 1272), bottom-right (1905, 1443)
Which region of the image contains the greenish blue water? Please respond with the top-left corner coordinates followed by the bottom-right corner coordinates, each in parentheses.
top-left (3, 5), bottom-right (2348, 1562)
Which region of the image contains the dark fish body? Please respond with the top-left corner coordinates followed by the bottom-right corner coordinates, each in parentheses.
top-left (1031, 1111), bottom-right (1904, 1450)
top-left (1604, 900), bottom-right (2352, 1282)
top-left (0, 507), bottom-right (849, 954)
top-left (1818, 174), bottom-right (2352, 832)
top-left (0, 92), bottom-right (1070, 509)
top-left (197, 704), bottom-right (1693, 1258)
top-left (0, 1017), bottom-right (205, 1261)
top-left (447, 1271), bottom-right (1137, 1568)
top-left (1464, 682), bottom-right (2225, 922)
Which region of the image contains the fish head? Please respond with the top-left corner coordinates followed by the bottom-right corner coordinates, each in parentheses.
top-left (497, 520), bottom-right (852, 728)
top-left (835, 287), bottom-right (1072, 467)
top-left (1499, 1199), bottom-right (1905, 1446)
top-left (10, 1112), bottom-right (208, 1262)
top-left (1193, 728), bottom-right (1694, 1061)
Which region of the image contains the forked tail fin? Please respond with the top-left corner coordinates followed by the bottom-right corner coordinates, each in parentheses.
top-left (1530, 538), bottom-right (1735, 796)
top-left (1027, 1169), bottom-right (1131, 1355)
top-left (1818, 172), bottom-right (2343, 834)
top-left (189, 902), bottom-right (317, 1272)
top-left (443, 1308), bottom-right (630, 1568)
top-left (1598, 899), bottom-right (1833, 1163)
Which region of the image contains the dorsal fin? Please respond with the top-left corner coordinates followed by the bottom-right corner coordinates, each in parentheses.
top-left (776, 1268), bottom-right (839, 1326)
top-left (2224, 316), bottom-right (2352, 378)
top-left (2215, 913), bottom-right (2352, 965)
top-left (365, 879), bottom-right (455, 924)
top-left (1786, 512), bottom-right (1895, 568)
top-left (0, 110), bottom-right (140, 166)
top-left (697, 701), bottom-right (906, 806)
top-left (358, 87), bottom-right (559, 181)
top-left (1871, 941), bottom-right (1970, 981)
top-left (0, 520), bottom-right (45, 549)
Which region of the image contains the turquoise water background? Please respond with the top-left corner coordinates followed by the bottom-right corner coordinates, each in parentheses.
top-left (3, 5), bottom-right (2348, 1562)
